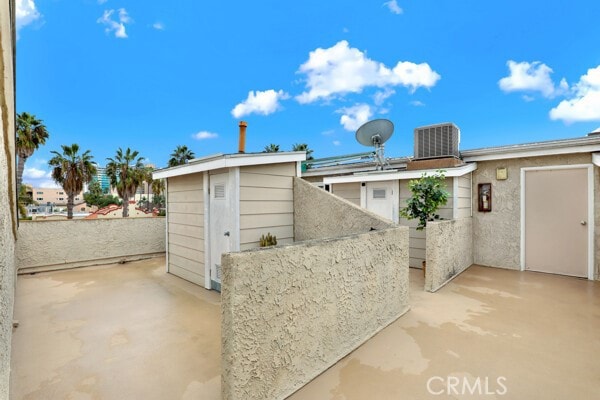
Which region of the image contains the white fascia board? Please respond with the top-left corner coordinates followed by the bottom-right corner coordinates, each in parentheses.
top-left (592, 152), bottom-right (600, 167)
top-left (153, 152), bottom-right (306, 179)
top-left (323, 162), bottom-right (477, 184)
top-left (463, 143), bottom-right (600, 162)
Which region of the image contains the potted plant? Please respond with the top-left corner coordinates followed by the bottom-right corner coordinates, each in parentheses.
top-left (399, 170), bottom-right (449, 276)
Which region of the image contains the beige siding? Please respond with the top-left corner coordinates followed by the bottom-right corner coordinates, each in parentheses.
top-left (400, 178), bottom-right (453, 268)
top-left (239, 163), bottom-right (296, 250)
top-left (332, 182), bottom-right (361, 205)
top-left (455, 174), bottom-right (472, 218)
top-left (167, 173), bottom-right (205, 285)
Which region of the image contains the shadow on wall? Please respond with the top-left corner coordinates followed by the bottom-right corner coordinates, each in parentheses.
top-left (293, 177), bottom-right (395, 241)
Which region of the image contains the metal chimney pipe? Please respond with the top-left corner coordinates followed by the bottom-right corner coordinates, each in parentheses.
top-left (238, 121), bottom-right (247, 153)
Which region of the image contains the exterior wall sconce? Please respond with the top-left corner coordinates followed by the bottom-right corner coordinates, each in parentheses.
top-left (478, 183), bottom-right (492, 212)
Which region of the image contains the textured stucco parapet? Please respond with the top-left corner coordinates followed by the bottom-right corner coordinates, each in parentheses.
top-left (221, 227), bottom-right (410, 400)
top-left (425, 218), bottom-right (473, 292)
top-left (0, 1), bottom-right (16, 397)
top-left (293, 177), bottom-right (395, 241)
top-left (16, 218), bottom-right (166, 271)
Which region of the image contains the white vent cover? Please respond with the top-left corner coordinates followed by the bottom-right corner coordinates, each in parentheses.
top-left (414, 123), bottom-right (460, 159)
top-left (214, 184), bottom-right (225, 199)
top-left (373, 188), bottom-right (386, 199)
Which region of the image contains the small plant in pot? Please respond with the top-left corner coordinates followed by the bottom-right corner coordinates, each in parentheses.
top-left (399, 170), bottom-right (449, 276)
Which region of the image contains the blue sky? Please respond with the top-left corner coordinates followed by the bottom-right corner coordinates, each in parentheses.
top-left (17, 0), bottom-right (600, 187)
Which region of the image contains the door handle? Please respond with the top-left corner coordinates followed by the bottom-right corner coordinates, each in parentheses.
top-left (581, 221), bottom-right (587, 226)
top-left (224, 231), bottom-right (230, 236)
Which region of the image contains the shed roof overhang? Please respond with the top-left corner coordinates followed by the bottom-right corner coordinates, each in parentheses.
top-left (153, 151), bottom-right (306, 180)
top-left (323, 162), bottom-right (477, 185)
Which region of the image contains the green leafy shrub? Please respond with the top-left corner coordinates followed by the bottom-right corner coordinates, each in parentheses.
top-left (400, 170), bottom-right (449, 230)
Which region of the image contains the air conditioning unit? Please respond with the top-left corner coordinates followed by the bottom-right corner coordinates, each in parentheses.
top-left (414, 123), bottom-right (460, 159)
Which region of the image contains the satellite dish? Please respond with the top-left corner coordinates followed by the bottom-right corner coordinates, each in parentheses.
top-left (355, 119), bottom-right (394, 169)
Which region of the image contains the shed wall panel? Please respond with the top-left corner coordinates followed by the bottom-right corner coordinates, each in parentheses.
top-left (167, 173), bottom-right (205, 285)
top-left (239, 162), bottom-right (297, 250)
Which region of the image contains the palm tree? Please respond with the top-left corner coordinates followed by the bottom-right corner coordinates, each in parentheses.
top-left (105, 147), bottom-right (145, 217)
top-left (168, 145), bottom-right (195, 167)
top-left (48, 144), bottom-right (97, 219)
top-left (292, 143), bottom-right (314, 160)
top-left (263, 143), bottom-right (280, 153)
top-left (16, 112), bottom-right (50, 189)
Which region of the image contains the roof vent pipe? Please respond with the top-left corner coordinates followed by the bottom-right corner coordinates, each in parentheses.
top-left (238, 121), bottom-right (247, 153)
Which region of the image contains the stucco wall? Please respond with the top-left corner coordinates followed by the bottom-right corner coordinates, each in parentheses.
top-left (0, 1), bottom-right (16, 398)
top-left (16, 218), bottom-right (166, 272)
top-left (472, 154), bottom-right (593, 271)
top-left (425, 218), bottom-right (473, 292)
top-left (293, 177), bottom-right (395, 241)
top-left (221, 227), bottom-right (409, 400)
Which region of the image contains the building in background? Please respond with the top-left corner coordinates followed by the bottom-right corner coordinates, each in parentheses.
top-left (91, 166), bottom-right (111, 193)
top-left (27, 187), bottom-right (86, 215)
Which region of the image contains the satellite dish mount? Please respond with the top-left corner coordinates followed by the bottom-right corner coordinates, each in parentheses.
top-left (355, 119), bottom-right (394, 170)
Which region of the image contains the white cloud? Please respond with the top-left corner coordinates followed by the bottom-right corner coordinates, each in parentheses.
top-left (152, 22), bottom-right (165, 30)
top-left (231, 89), bottom-right (290, 118)
top-left (333, 140), bottom-right (341, 146)
top-left (296, 40), bottom-right (440, 104)
top-left (16, 0), bottom-right (41, 30)
top-left (550, 65), bottom-right (600, 123)
top-left (498, 60), bottom-right (562, 98)
top-left (410, 100), bottom-right (425, 106)
top-left (373, 88), bottom-right (396, 105)
top-left (192, 131), bottom-right (219, 140)
top-left (338, 104), bottom-right (373, 131)
top-left (97, 8), bottom-right (132, 38)
top-left (98, 0), bottom-right (108, 4)
top-left (321, 129), bottom-right (335, 136)
top-left (383, 0), bottom-right (403, 15)
top-left (23, 167), bottom-right (51, 179)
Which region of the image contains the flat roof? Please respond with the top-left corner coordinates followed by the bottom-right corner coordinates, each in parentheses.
top-left (461, 135), bottom-right (600, 161)
top-left (153, 151), bottom-right (306, 179)
top-left (323, 162), bottom-right (477, 184)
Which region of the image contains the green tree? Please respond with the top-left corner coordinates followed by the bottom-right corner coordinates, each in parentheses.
top-left (48, 144), bottom-right (97, 219)
top-left (105, 147), bottom-right (145, 217)
top-left (18, 184), bottom-right (35, 218)
top-left (84, 180), bottom-right (121, 209)
top-left (263, 144), bottom-right (280, 153)
top-left (292, 143), bottom-right (314, 160)
top-left (16, 112), bottom-right (49, 189)
top-left (399, 171), bottom-right (449, 230)
top-left (168, 145), bottom-right (195, 167)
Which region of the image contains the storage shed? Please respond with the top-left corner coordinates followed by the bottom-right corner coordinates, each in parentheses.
top-left (153, 151), bottom-right (306, 290)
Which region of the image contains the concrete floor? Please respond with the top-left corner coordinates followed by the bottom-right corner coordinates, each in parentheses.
top-left (10, 259), bottom-right (600, 399)
top-left (10, 257), bottom-right (221, 400)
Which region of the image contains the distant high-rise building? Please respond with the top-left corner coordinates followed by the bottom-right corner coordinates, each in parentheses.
top-left (92, 166), bottom-right (111, 193)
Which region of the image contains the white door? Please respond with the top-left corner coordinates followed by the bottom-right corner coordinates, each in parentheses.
top-left (209, 173), bottom-right (232, 290)
top-left (524, 167), bottom-right (590, 278)
top-left (365, 181), bottom-right (398, 223)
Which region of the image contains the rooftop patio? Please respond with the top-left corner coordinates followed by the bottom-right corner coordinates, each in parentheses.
top-left (10, 258), bottom-right (600, 399)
